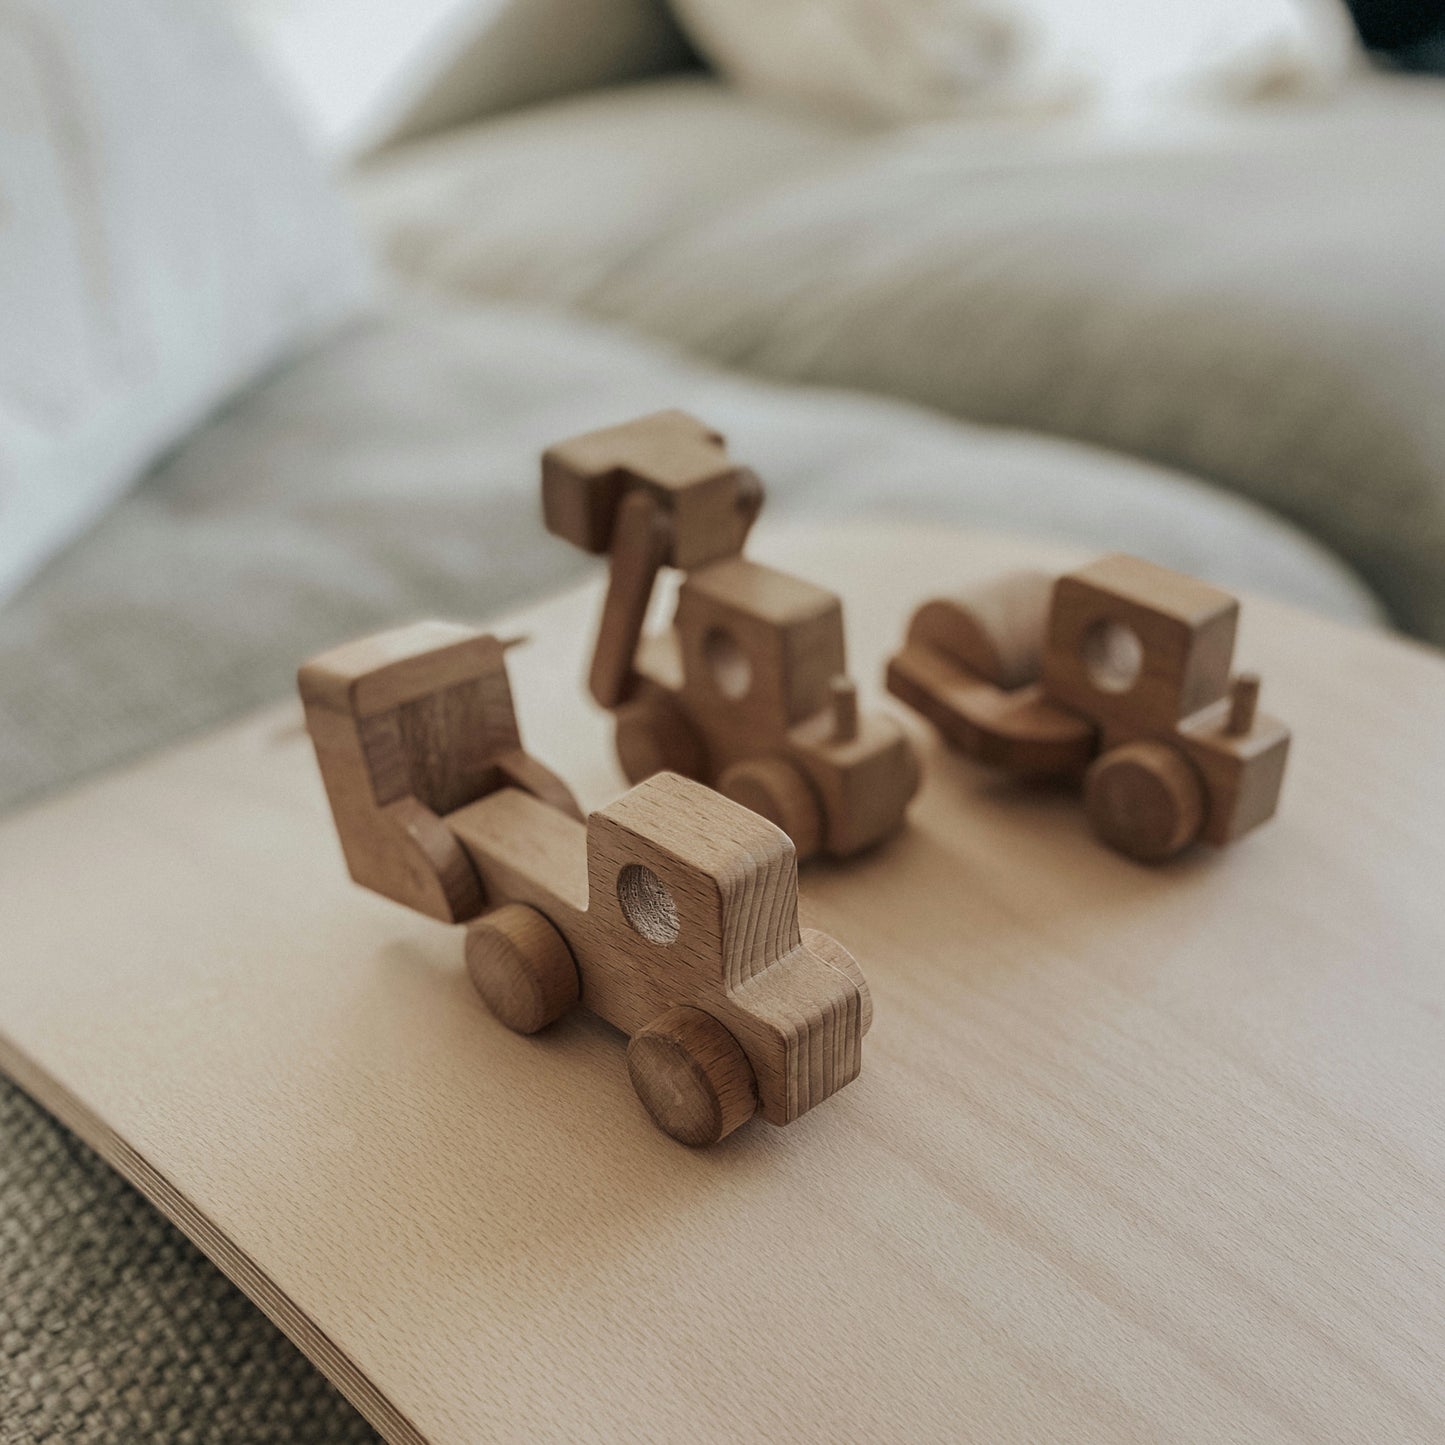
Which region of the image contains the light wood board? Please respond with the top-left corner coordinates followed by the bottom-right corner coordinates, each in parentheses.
top-left (3, 524), bottom-right (1445, 1443)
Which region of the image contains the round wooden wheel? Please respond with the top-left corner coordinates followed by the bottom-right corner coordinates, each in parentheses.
top-left (627, 1007), bottom-right (757, 1146)
top-left (464, 904), bottom-right (579, 1034)
top-left (614, 693), bottom-right (707, 785)
top-left (716, 757), bottom-right (825, 862)
top-left (1083, 741), bottom-right (1206, 863)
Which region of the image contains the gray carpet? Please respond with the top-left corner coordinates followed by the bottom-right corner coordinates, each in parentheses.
top-left (0, 1081), bottom-right (380, 1445)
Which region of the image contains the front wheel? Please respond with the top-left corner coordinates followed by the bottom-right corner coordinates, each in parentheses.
top-left (1083, 741), bottom-right (1205, 862)
top-left (627, 1007), bottom-right (757, 1146)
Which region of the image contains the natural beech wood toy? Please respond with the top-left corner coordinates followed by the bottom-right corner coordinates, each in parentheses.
top-left (887, 554), bottom-right (1291, 862)
top-left (543, 409), bottom-right (919, 861)
top-left (299, 620), bottom-right (871, 1145)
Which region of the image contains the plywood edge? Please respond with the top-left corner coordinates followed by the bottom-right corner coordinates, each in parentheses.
top-left (0, 1028), bottom-right (425, 1445)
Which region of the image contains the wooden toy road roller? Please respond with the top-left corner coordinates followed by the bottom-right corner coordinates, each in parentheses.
top-left (542, 410), bottom-right (920, 863)
top-left (887, 555), bottom-right (1291, 863)
top-left (299, 621), bottom-right (872, 1146)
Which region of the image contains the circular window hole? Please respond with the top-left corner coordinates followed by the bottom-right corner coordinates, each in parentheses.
top-left (703, 627), bottom-right (752, 701)
top-left (617, 864), bottom-right (680, 945)
top-left (1082, 619), bottom-right (1144, 694)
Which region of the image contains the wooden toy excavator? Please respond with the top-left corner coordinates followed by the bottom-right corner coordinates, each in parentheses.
top-left (543, 410), bottom-right (919, 863)
top-left (887, 555), bottom-right (1291, 863)
top-left (299, 621), bottom-right (871, 1146)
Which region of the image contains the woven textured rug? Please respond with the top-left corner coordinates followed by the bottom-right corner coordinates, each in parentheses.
top-left (0, 1079), bottom-right (380, 1445)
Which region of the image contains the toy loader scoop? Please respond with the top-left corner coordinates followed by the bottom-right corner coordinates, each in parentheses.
top-left (888, 556), bottom-right (1291, 862)
top-left (300, 620), bottom-right (871, 1145)
top-left (544, 410), bottom-right (919, 861)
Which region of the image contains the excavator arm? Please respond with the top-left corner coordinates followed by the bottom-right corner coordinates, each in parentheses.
top-left (588, 487), bottom-right (674, 709)
top-left (541, 410), bottom-right (763, 710)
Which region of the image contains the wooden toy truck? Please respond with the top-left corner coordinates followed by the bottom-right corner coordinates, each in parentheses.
top-left (887, 555), bottom-right (1291, 862)
top-left (543, 410), bottom-right (919, 862)
top-left (299, 621), bottom-right (871, 1145)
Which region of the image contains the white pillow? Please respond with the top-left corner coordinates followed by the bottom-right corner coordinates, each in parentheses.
top-left (229, 0), bottom-right (692, 159)
top-left (0, 0), bottom-right (369, 607)
top-left (667, 0), bottom-right (1361, 124)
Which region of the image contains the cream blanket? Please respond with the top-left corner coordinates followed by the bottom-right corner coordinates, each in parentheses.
top-left (362, 75), bottom-right (1445, 640)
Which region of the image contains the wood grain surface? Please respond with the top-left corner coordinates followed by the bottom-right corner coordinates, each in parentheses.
top-left (2, 524), bottom-right (1444, 1443)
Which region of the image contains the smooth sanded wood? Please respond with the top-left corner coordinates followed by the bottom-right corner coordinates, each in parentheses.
top-left (2, 524), bottom-right (1445, 1443)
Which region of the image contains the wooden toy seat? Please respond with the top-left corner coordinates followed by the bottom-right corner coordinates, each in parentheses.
top-left (298, 622), bottom-right (579, 923)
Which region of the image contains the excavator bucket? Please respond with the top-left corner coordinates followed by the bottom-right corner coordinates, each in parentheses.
top-left (298, 622), bottom-right (575, 922)
top-left (542, 409), bottom-right (759, 569)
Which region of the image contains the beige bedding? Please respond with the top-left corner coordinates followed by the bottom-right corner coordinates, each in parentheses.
top-left (361, 74), bottom-right (1445, 641)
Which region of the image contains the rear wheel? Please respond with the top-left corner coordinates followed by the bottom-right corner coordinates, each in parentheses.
top-left (1083, 741), bottom-right (1205, 862)
top-left (717, 756), bottom-right (825, 862)
top-left (464, 903), bottom-right (579, 1033)
top-left (614, 693), bottom-right (706, 785)
top-left (627, 1007), bottom-right (757, 1146)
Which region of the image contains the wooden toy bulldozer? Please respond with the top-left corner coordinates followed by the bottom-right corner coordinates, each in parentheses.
top-left (299, 621), bottom-right (871, 1146)
top-left (543, 410), bottom-right (919, 862)
top-left (887, 555), bottom-right (1291, 862)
